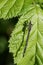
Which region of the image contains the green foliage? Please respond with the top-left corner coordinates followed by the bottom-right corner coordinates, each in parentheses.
top-left (0, 36), bottom-right (7, 53)
top-left (9, 1), bottom-right (43, 65)
top-left (0, 0), bottom-right (41, 19)
top-left (0, 0), bottom-right (24, 19)
top-left (0, 0), bottom-right (43, 65)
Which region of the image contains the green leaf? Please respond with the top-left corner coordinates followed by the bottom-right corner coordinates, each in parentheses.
top-left (35, 0), bottom-right (43, 3)
top-left (19, 0), bottom-right (33, 15)
top-left (0, 0), bottom-right (37, 19)
top-left (0, 0), bottom-right (24, 19)
top-left (0, 0), bottom-right (43, 19)
top-left (18, 6), bottom-right (43, 65)
top-left (9, 4), bottom-right (43, 65)
top-left (38, 0), bottom-right (43, 3)
top-left (9, 5), bottom-right (34, 63)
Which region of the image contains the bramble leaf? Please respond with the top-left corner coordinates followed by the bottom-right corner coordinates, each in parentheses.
top-left (9, 6), bottom-right (34, 63)
top-left (9, 3), bottom-right (43, 65)
top-left (0, 0), bottom-right (37, 19)
top-left (0, 0), bottom-right (24, 19)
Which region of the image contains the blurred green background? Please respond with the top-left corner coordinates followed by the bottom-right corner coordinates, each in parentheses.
top-left (0, 17), bottom-right (18, 65)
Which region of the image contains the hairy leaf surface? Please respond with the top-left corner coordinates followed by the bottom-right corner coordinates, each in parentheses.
top-left (9, 3), bottom-right (43, 65)
top-left (0, 0), bottom-right (41, 19)
top-left (0, 0), bottom-right (24, 19)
